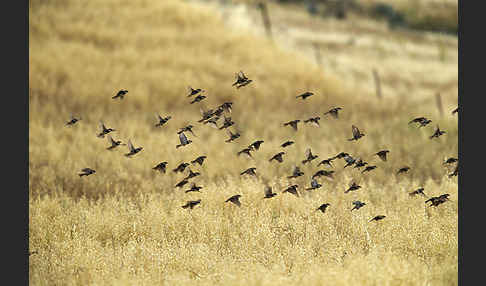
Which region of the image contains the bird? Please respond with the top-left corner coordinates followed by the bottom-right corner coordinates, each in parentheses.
top-left (345, 181), bottom-right (361, 193)
top-left (408, 117), bottom-right (432, 127)
top-left (306, 178), bottom-right (322, 190)
top-left (225, 195), bottom-right (242, 207)
top-left (348, 125), bottom-right (365, 141)
top-left (249, 140), bottom-right (264, 151)
top-left (443, 157), bottom-right (458, 165)
top-left (282, 185), bottom-right (299, 197)
top-left (263, 186), bottom-right (277, 199)
top-left (187, 86), bottom-right (204, 97)
top-left (287, 166), bottom-right (304, 179)
top-left (190, 94), bottom-right (207, 104)
top-left (184, 169), bottom-right (201, 181)
top-left (237, 147), bottom-right (253, 158)
top-left (429, 125), bottom-right (446, 139)
top-left (173, 162), bottom-right (190, 173)
top-left (425, 194), bottom-right (450, 207)
top-left (232, 71), bottom-right (252, 88)
top-left (353, 159), bottom-right (368, 169)
top-left (323, 107), bottom-right (342, 119)
top-left (343, 154), bottom-right (356, 168)
top-left (452, 107), bottom-right (458, 115)
top-left (281, 140), bottom-right (295, 148)
top-left (409, 187), bottom-right (426, 197)
top-left (397, 166), bottom-right (411, 174)
top-left (303, 116), bottom-right (321, 127)
top-left (191, 156), bottom-right (207, 166)
top-left (332, 152), bottom-right (349, 160)
top-left (203, 116), bottom-right (219, 129)
top-left (283, 120), bottom-right (300, 131)
top-left (362, 165), bottom-right (377, 173)
top-left (178, 125), bottom-right (196, 137)
top-left (312, 170), bottom-right (334, 180)
top-left (112, 89), bottom-right (128, 99)
top-left (153, 162), bottom-right (168, 173)
top-left (225, 129), bottom-right (241, 143)
top-left (351, 201), bottom-right (366, 211)
top-left (198, 108), bottom-right (214, 123)
top-left (106, 135), bottom-right (125, 150)
top-left (302, 148), bottom-right (318, 164)
top-left (125, 139), bottom-right (143, 157)
top-left (316, 203), bottom-right (331, 213)
top-left (78, 168), bottom-right (96, 177)
top-left (181, 199), bottom-right (201, 209)
top-left (296, 91), bottom-right (314, 100)
top-left (219, 102), bottom-right (233, 113)
top-left (155, 114), bottom-right (171, 127)
top-left (176, 132), bottom-right (192, 149)
top-left (240, 167), bottom-right (257, 176)
top-left (175, 178), bottom-right (189, 188)
top-left (317, 158), bottom-right (334, 168)
top-left (65, 114), bottom-right (81, 126)
top-left (97, 121), bottom-right (115, 138)
top-left (369, 215), bottom-right (386, 222)
top-left (185, 183), bottom-right (203, 193)
top-left (448, 165), bottom-right (458, 178)
top-left (219, 116), bottom-right (235, 130)
top-left (375, 150), bottom-right (390, 162)
top-left (269, 152), bottom-right (285, 163)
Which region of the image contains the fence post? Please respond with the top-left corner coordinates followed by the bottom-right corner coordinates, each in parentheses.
top-left (372, 68), bottom-right (382, 100)
top-left (257, 2), bottom-right (273, 40)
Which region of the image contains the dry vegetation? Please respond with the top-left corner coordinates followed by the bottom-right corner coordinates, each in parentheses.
top-left (29, 0), bottom-right (458, 285)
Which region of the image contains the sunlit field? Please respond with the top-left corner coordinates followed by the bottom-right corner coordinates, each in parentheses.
top-left (29, 0), bottom-right (458, 285)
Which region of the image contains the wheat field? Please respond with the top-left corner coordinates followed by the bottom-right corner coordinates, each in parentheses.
top-left (29, 0), bottom-right (458, 285)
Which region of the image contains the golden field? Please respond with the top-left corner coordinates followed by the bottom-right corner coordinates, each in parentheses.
top-left (29, 0), bottom-right (458, 285)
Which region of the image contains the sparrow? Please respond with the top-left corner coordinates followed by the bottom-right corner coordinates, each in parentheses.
top-left (303, 116), bottom-right (321, 127)
top-left (155, 114), bottom-right (171, 127)
top-left (106, 135), bottom-right (125, 150)
top-left (185, 183), bottom-right (203, 193)
top-left (240, 167), bottom-right (257, 176)
top-left (263, 186), bottom-right (277, 199)
top-left (237, 147), bottom-right (253, 158)
top-left (175, 178), bottom-right (189, 188)
top-left (281, 140), bottom-right (295, 148)
top-left (409, 187), bottom-right (426, 197)
top-left (397, 166), bottom-right (411, 174)
top-left (302, 148), bottom-right (318, 164)
top-left (225, 195), bottom-right (242, 207)
top-left (153, 162), bottom-right (168, 173)
top-left (296, 91), bottom-right (314, 100)
top-left (112, 89), bottom-right (128, 99)
top-left (124, 139), bottom-right (143, 157)
top-left (191, 156), bottom-right (207, 166)
top-left (429, 125), bottom-right (446, 139)
top-left (181, 199), bottom-right (201, 209)
top-left (287, 166), bottom-right (304, 179)
top-left (362, 165), bottom-right (377, 173)
top-left (190, 94), bottom-right (206, 104)
top-left (282, 185), bottom-right (299, 197)
top-left (345, 181), bottom-right (361, 193)
top-left (283, 120), bottom-right (300, 131)
top-left (78, 168), bottom-right (96, 177)
top-left (65, 114), bottom-right (81, 126)
top-left (187, 86), bottom-right (204, 97)
top-left (348, 125), bottom-right (365, 141)
top-left (173, 162), bottom-right (190, 173)
top-left (375, 150), bottom-right (390, 162)
top-left (369, 215), bottom-right (386, 222)
top-left (269, 152), bottom-right (285, 163)
top-left (332, 152), bottom-right (349, 160)
top-left (249, 140), bottom-right (264, 151)
top-left (225, 129), bottom-right (241, 143)
top-left (306, 178), bottom-right (322, 190)
top-left (97, 121), bottom-right (115, 138)
top-left (312, 170), bottom-right (334, 180)
top-left (176, 132), bottom-right (192, 149)
top-left (317, 158), bottom-right (334, 168)
top-left (324, 107), bottom-right (342, 119)
top-left (316, 203), bottom-right (331, 213)
top-left (351, 201), bottom-right (366, 211)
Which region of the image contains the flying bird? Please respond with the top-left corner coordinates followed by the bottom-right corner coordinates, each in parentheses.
top-left (317, 158), bottom-right (334, 168)
top-left (425, 194), bottom-right (450, 207)
top-left (324, 107), bottom-right (342, 119)
top-left (332, 152), bottom-right (349, 160)
top-left (348, 125), bottom-right (365, 141)
top-left (283, 120), bottom-right (300, 131)
top-left (282, 185), bottom-right (299, 197)
top-left (362, 165), bottom-right (377, 173)
top-left (312, 170), bottom-right (334, 180)
top-left (65, 114), bottom-right (81, 126)
top-left (353, 158), bottom-right (368, 169)
top-left (190, 94), bottom-right (207, 104)
top-left (448, 165), bottom-right (458, 178)
top-left (185, 183), bottom-right (203, 193)
top-left (351, 201), bottom-right (366, 211)
top-left (173, 162), bottom-right (190, 173)
top-left (369, 215), bottom-right (386, 222)
top-left (198, 108), bottom-right (214, 123)
top-left (112, 89), bottom-right (128, 100)
top-left (443, 157), bottom-right (458, 165)
top-left (191, 156), bottom-right (207, 166)
top-left (397, 166), bottom-right (411, 174)
top-left (409, 187), bottom-right (426, 197)
top-left (175, 178), bottom-right (189, 188)
top-left (269, 152), bottom-right (285, 163)
top-left (287, 166), bottom-right (304, 179)
top-left (345, 181), bottom-right (361, 193)
top-left (375, 150), bottom-right (390, 162)
top-left (451, 107), bottom-right (458, 115)
top-left (237, 147), bottom-right (253, 158)
top-left (155, 114), bottom-right (171, 127)
top-left (219, 102), bottom-right (233, 113)
top-left (187, 86), bottom-right (204, 97)
top-left (97, 121), bottom-right (115, 138)
top-left (263, 186), bottom-right (277, 199)
top-left (78, 168), bottom-right (96, 177)
top-left (302, 148), bottom-right (318, 164)
top-left (240, 167), bottom-right (257, 176)
top-left (316, 203), bottom-right (331, 213)
top-left (303, 116), bottom-right (321, 127)
top-left (296, 91), bottom-right (314, 100)
top-left (181, 199), bottom-right (201, 209)
top-left (306, 178), bottom-right (322, 190)
top-left (219, 116), bottom-right (235, 130)
top-left (343, 155), bottom-right (356, 168)
top-left (125, 139), bottom-right (143, 157)
top-left (408, 117), bottom-right (432, 127)
top-left (106, 135), bottom-right (125, 150)
top-left (153, 162), bottom-right (168, 173)
top-left (429, 125), bottom-right (446, 139)
top-left (184, 169), bottom-right (201, 181)
top-left (232, 71), bottom-right (252, 88)
top-left (281, 140), bottom-right (295, 148)
top-left (178, 125), bottom-right (196, 137)
top-left (225, 129), bottom-right (241, 143)
top-left (249, 140), bottom-right (264, 151)
top-left (176, 132), bottom-right (192, 148)
top-left (225, 195), bottom-right (242, 207)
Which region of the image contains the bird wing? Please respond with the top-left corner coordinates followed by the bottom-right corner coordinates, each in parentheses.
top-left (100, 121), bottom-right (106, 131)
top-left (127, 139), bottom-right (135, 152)
top-left (264, 186), bottom-right (272, 196)
top-left (305, 148), bottom-right (312, 159)
top-left (107, 135), bottom-right (115, 144)
top-left (352, 125), bottom-right (360, 137)
top-left (179, 132), bottom-right (188, 144)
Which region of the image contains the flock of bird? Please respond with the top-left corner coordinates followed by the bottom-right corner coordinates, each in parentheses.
top-left (67, 71), bottom-right (458, 222)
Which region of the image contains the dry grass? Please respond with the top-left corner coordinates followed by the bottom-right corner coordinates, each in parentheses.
top-left (29, 0), bottom-right (457, 285)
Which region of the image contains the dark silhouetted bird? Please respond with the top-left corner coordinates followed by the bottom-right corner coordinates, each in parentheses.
top-left (226, 195), bottom-right (242, 207)
top-left (312, 170), bottom-right (334, 180)
top-left (425, 194), bottom-right (450, 207)
top-left (65, 114), bottom-right (81, 126)
top-left (353, 159), bottom-right (368, 169)
top-left (284, 120), bottom-right (300, 131)
top-left (178, 125), bottom-right (196, 137)
top-left (264, 186), bottom-right (277, 199)
top-left (306, 178), bottom-right (322, 190)
top-left (332, 152), bottom-right (349, 160)
top-left (182, 199), bottom-right (201, 209)
top-left (184, 168), bottom-right (201, 181)
top-left (430, 125), bottom-right (446, 139)
top-left (225, 129), bottom-right (241, 143)
top-left (362, 165), bottom-right (377, 173)
top-left (408, 117), bottom-right (432, 127)
top-left (219, 102), bottom-right (233, 113)
top-left (409, 187), bottom-right (426, 197)
top-left (448, 165), bottom-right (458, 178)
top-left (304, 116), bottom-right (321, 127)
top-left (316, 203), bottom-right (330, 213)
top-left (191, 156), bottom-right (207, 166)
top-left (125, 139), bottom-right (143, 157)
top-left (155, 114), bottom-right (171, 127)
top-left (187, 86), bottom-right (204, 97)
top-left (317, 158), bottom-right (334, 168)
top-left (240, 167), bottom-right (257, 176)
top-left (175, 178), bottom-right (189, 188)
top-left (97, 121), bottom-right (115, 138)
top-left (343, 155), bottom-right (356, 168)
top-left (369, 215), bottom-right (386, 222)
top-left (79, 168), bottom-right (96, 177)
top-left (302, 148), bottom-right (318, 164)
top-left (443, 157), bottom-right (458, 165)
top-left (345, 181), bottom-right (361, 193)
top-left (198, 108), bottom-right (214, 123)
top-left (237, 147), bottom-right (253, 158)
top-left (185, 183), bottom-right (203, 193)
top-left (153, 162), bottom-right (168, 173)
top-left (281, 140), bottom-right (295, 148)
top-left (173, 162), bottom-right (190, 173)
top-left (112, 89), bottom-right (128, 99)
top-left (283, 185), bottom-right (299, 197)
top-left (397, 166), bottom-right (410, 174)
top-left (348, 125), bottom-right (365, 141)
top-left (176, 132), bottom-right (192, 148)
top-left (375, 150), bottom-right (390, 162)
top-left (296, 91), bottom-right (314, 100)
top-left (269, 152), bottom-right (285, 163)
top-left (249, 140), bottom-right (264, 151)
top-left (106, 135), bottom-right (125, 150)
top-left (324, 107), bottom-right (342, 119)
top-left (203, 116), bottom-right (219, 129)
top-left (219, 116), bottom-right (235, 130)
top-left (452, 107), bottom-right (458, 115)
top-left (288, 166), bottom-right (304, 179)
top-left (351, 201), bottom-right (366, 211)
top-left (233, 71), bottom-right (252, 88)
top-left (190, 94), bottom-right (207, 104)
